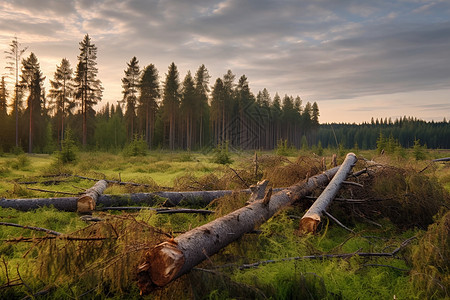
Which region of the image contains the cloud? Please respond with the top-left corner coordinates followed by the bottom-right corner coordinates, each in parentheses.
top-left (0, 0), bottom-right (449, 123)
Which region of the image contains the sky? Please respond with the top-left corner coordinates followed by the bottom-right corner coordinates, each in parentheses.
top-left (1, 0), bottom-right (449, 124)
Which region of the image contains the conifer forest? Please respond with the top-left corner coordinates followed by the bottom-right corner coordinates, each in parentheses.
top-left (1, 35), bottom-right (449, 154)
top-left (1, 35), bottom-right (449, 300)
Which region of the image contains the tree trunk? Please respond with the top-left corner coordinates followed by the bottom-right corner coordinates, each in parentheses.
top-left (77, 180), bottom-right (108, 213)
top-left (0, 188), bottom-right (285, 211)
top-left (299, 153), bottom-right (357, 233)
top-left (136, 165), bottom-right (342, 294)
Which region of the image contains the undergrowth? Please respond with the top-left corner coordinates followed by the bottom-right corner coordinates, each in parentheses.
top-left (0, 150), bottom-right (449, 299)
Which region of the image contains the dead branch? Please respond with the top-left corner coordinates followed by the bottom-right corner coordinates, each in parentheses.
top-left (360, 264), bottom-right (410, 272)
top-left (16, 179), bottom-right (68, 185)
top-left (305, 196), bottom-right (387, 204)
top-left (342, 181), bottom-right (364, 188)
top-left (73, 174), bottom-right (154, 188)
top-left (432, 157), bottom-right (450, 162)
top-left (25, 187), bottom-right (79, 196)
top-left (228, 167), bottom-right (250, 188)
top-left (215, 237), bottom-right (416, 270)
top-left (0, 222), bottom-right (62, 236)
top-left (322, 211), bottom-right (355, 234)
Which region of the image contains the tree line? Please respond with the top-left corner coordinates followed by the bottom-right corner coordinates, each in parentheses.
top-left (1, 35), bottom-right (448, 153)
top-left (0, 35), bottom-right (321, 152)
top-left (319, 117), bottom-right (450, 150)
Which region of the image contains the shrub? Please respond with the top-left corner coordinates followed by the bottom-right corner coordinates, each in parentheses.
top-left (56, 129), bottom-right (78, 164)
top-left (11, 146), bottom-right (24, 155)
top-left (413, 139), bottom-right (427, 160)
top-left (276, 139), bottom-right (297, 156)
top-left (212, 141), bottom-right (233, 165)
top-left (123, 135), bottom-right (148, 156)
top-left (10, 154), bottom-right (30, 170)
top-left (411, 211), bottom-right (449, 299)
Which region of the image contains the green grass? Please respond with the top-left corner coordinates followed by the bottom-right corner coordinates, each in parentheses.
top-left (0, 149), bottom-right (449, 299)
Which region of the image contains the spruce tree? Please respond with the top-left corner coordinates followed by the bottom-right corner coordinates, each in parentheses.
top-left (194, 64), bottom-right (210, 148)
top-left (162, 62), bottom-right (180, 150)
top-left (180, 71), bottom-right (196, 150)
top-left (0, 77), bottom-right (7, 118)
top-left (122, 56), bottom-right (140, 140)
top-left (21, 53), bottom-right (45, 153)
top-left (139, 64), bottom-right (159, 148)
top-left (74, 34), bottom-right (103, 147)
top-left (49, 58), bottom-right (74, 145)
top-left (211, 78), bottom-right (225, 144)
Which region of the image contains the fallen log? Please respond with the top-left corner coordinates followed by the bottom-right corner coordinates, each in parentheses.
top-left (97, 207), bottom-right (214, 214)
top-left (299, 153), bottom-right (357, 233)
top-left (136, 164), bottom-right (343, 294)
top-left (77, 180), bottom-right (108, 213)
top-left (0, 188), bottom-right (285, 212)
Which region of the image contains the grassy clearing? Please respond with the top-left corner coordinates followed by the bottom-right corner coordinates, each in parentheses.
top-left (0, 149), bottom-right (449, 299)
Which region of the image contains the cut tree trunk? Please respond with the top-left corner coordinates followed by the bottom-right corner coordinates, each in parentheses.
top-left (0, 188), bottom-right (285, 212)
top-left (136, 164), bottom-right (343, 294)
top-left (299, 153), bottom-right (357, 233)
top-left (77, 180), bottom-right (108, 213)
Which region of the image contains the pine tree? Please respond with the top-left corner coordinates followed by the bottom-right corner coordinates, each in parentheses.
top-left (139, 64), bottom-right (160, 148)
top-left (311, 102), bottom-right (320, 127)
top-left (122, 56), bottom-right (141, 140)
top-left (236, 75), bottom-right (254, 148)
top-left (0, 77), bottom-right (7, 118)
top-left (74, 34), bottom-right (103, 147)
top-left (271, 93), bottom-right (282, 148)
top-left (180, 71), bottom-right (196, 150)
top-left (222, 70), bottom-right (235, 144)
top-left (21, 52), bottom-right (45, 153)
top-left (0, 77), bottom-right (9, 149)
top-left (211, 78), bottom-right (225, 145)
top-left (162, 62), bottom-right (180, 150)
top-left (48, 58), bottom-right (74, 145)
top-left (4, 37), bottom-right (27, 147)
top-left (194, 64), bottom-right (210, 148)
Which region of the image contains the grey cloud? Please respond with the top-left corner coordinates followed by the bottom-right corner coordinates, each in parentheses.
top-left (1, 0), bottom-right (449, 122)
top-left (3, 0), bottom-right (75, 15)
top-left (0, 18), bottom-right (64, 37)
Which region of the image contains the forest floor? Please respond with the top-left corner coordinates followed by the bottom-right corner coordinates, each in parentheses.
top-left (0, 148), bottom-right (449, 299)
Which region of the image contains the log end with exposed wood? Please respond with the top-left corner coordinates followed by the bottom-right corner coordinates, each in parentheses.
top-left (76, 180), bottom-right (108, 213)
top-left (137, 240), bottom-right (185, 295)
top-left (76, 195), bottom-right (96, 213)
top-left (299, 152), bottom-right (357, 234)
top-left (298, 214), bottom-right (320, 234)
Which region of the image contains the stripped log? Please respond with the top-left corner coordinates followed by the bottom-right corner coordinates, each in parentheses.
top-left (77, 180), bottom-right (108, 213)
top-left (299, 153), bottom-right (357, 233)
top-left (0, 188), bottom-right (285, 212)
top-left (136, 165), bottom-right (343, 294)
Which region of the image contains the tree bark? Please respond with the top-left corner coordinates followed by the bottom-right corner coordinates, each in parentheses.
top-left (299, 153), bottom-right (357, 233)
top-left (0, 188), bottom-right (285, 211)
top-left (136, 165), bottom-right (342, 294)
top-left (77, 180), bottom-right (108, 213)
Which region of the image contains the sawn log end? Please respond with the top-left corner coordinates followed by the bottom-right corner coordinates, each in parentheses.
top-left (137, 241), bottom-right (185, 295)
top-left (299, 215), bottom-right (320, 234)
